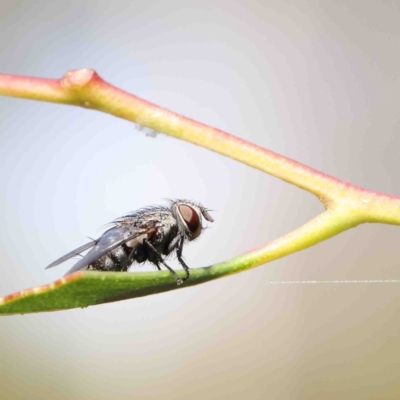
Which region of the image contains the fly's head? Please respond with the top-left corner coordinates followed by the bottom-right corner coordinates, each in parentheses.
top-left (170, 200), bottom-right (214, 241)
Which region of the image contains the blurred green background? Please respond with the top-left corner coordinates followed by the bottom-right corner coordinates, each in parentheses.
top-left (1, 1), bottom-right (400, 399)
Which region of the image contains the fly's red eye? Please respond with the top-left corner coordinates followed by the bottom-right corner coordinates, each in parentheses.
top-left (178, 205), bottom-right (200, 233)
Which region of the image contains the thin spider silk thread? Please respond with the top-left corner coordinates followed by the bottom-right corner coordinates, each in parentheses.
top-left (264, 279), bottom-right (400, 285)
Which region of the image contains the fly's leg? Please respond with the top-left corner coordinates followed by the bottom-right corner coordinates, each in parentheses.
top-left (143, 239), bottom-right (183, 285)
top-left (176, 236), bottom-right (190, 282)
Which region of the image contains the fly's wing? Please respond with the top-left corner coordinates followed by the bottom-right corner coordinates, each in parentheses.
top-left (65, 225), bottom-right (150, 275)
top-left (45, 241), bottom-right (97, 269)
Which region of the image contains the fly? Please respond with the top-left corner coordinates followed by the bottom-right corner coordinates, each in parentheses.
top-left (45, 199), bottom-right (214, 285)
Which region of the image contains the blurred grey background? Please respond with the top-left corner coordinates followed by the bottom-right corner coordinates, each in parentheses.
top-left (1, 1), bottom-right (400, 399)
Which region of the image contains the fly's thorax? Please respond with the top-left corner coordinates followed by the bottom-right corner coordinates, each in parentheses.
top-left (152, 214), bottom-right (178, 247)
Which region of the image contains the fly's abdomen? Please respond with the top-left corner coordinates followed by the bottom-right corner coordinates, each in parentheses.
top-left (89, 244), bottom-right (131, 272)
